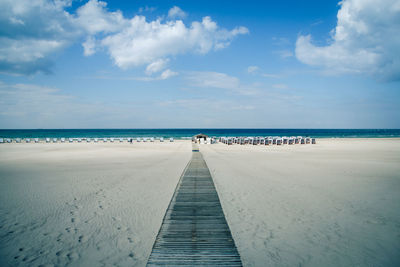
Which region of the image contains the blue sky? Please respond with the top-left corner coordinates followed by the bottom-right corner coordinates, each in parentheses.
top-left (0, 0), bottom-right (399, 128)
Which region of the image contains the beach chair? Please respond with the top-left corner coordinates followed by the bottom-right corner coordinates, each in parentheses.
top-left (52, 138), bottom-right (57, 143)
top-left (26, 138), bottom-right (31, 143)
top-left (150, 137), bottom-right (155, 142)
top-left (7, 138), bottom-right (12, 143)
top-left (301, 138), bottom-right (305, 144)
top-left (87, 138), bottom-right (91, 143)
top-left (61, 138), bottom-right (65, 143)
top-left (288, 138), bottom-right (294, 145)
top-left (277, 138), bottom-right (282, 145)
top-left (34, 138), bottom-right (39, 143)
top-left (16, 138), bottom-right (21, 143)
top-left (110, 138), bottom-right (114, 142)
top-left (77, 138), bottom-right (82, 142)
top-left (0, 138), bottom-right (3, 143)
top-left (160, 137), bottom-right (164, 142)
top-left (94, 138), bottom-right (98, 142)
top-left (306, 137), bottom-right (311, 144)
top-left (45, 138), bottom-right (50, 143)
top-left (68, 138), bottom-right (73, 143)
top-left (295, 138), bottom-right (299, 144)
top-left (170, 138), bottom-right (174, 142)
top-left (312, 138), bottom-right (316, 144)
top-left (136, 138), bottom-right (141, 142)
top-left (103, 138), bottom-right (107, 142)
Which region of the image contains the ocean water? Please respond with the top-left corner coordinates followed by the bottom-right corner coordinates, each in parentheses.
top-left (0, 129), bottom-right (399, 139)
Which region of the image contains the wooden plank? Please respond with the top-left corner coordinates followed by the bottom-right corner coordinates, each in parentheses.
top-left (146, 145), bottom-right (242, 266)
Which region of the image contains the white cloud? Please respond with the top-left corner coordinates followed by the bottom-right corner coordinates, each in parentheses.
top-left (145, 59), bottom-right (169, 75)
top-left (186, 71), bottom-right (260, 95)
top-left (0, 80), bottom-right (146, 128)
top-left (0, 0), bottom-right (77, 74)
top-left (75, 0), bottom-right (128, 35)
top-left (99, 16), bottom-right (248, 69)
top-left (277, 50), bottom-right (293, 59)
top-left (295, 0), bottom-right (400, 81)
top-left (160, 69), bottom-right (178, 80)
top-left (168, 6), bottom-right (187, 19)
top-left (82, 36), bottom-right (97, 56)
top-left (187, 71), bottom-right (240, 90)
top-left (247, 66), bottom-right (259, 74)
top-left (0, 0), bottom-right (248, 76)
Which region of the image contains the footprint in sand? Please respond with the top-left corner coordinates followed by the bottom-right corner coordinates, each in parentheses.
top-left (78, 235), bottom-right (87, 243)
top-left (67, 251), bottom-right (79, 261)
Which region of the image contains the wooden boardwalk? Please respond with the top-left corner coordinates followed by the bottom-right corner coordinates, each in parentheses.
top-left (146, 146), bottom-right (242, 266)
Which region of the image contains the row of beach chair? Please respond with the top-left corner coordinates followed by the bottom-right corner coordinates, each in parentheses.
top-left (0, 137), bottom-right (175, 143)
top-left (219, 136), bottom-right (316, 145)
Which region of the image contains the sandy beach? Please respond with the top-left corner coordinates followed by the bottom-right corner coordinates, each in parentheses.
top-left (201, 138), bottom-right (400, 267)
top-left (0, 138), bottom-right (399, 266)
top-left (0, 141), bottom-right (192, 267)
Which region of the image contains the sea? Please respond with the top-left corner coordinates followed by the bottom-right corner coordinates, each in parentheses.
top-left (0, 129), bottom-right (399, 139)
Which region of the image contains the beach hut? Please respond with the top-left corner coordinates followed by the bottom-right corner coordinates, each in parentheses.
top-left (194, 133), bottom-right (209, 144)
top-left (277, 138), bottom-right (282, 145)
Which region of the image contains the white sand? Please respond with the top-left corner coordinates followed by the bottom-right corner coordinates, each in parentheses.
top-left (0, 141), bottom-right (191, 267)
top-left (1, 139), bottom-right (399, 267)
top-left (200, 138), bottom-right (400, 267)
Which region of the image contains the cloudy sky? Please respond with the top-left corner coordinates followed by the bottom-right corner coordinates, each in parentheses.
top-left (0, 0), bottom-right (399, 128)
